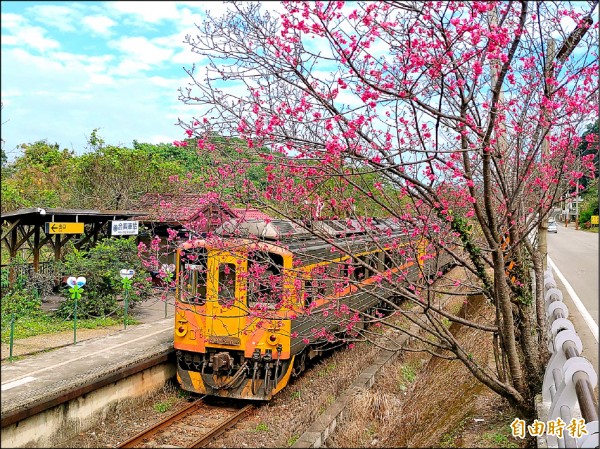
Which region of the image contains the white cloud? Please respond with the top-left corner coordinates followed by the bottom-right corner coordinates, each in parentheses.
top-left (27, 4), bottom-right (81, 32)
top-left (172, 48), bottom-right (203, 65)
top-left (111, 36), bottom-right (173, 63)
top-left (89, 73), bottom-right (114, 85)
top-left (147, 133), bottom-right (177, 143)
top-left (82, 15), bottom-right (117, 36)
top-left (1, 35), bottom-right (18, 46)
top-left (1, 1), bottom-right (319, 155)
top-left (106, 1), bottom-right (184, 24)
top-left (1, 12), bottom-right (27, 29)
top-left (2, 25), bottom-right (60, 52)
top-left (112, 59), bottom-right (152, 77)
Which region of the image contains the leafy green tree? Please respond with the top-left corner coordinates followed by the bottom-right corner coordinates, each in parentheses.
top-left (576, 119), bottom-right (599, 189)
top-left (578, 180), bottom-right (599, 227)
top-left (0, 140), bottom-right (75, 212)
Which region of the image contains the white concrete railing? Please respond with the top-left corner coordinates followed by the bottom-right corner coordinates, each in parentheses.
top-left (537, 268), bottom-right (598, 448)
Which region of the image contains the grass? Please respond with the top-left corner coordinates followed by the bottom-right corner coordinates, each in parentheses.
top-left (397, 361), bottom-right (418, 392)
top-left (483, 429), bottom-right (519, 448)
top-left (317, 362), bottom-right (337, 377)
top-left (153, 399), bottom-right (175, 413)
top-left (1, 313), bottom-right (132, 341)
top-left (286, 435), bottom-right (299, 446)
top-left (290, 390), bottom-right (301, 400)
top-left (255, 422), bottom-right (269, 432)
top-left (438, 417), bottom-right (469, 448)
top-left (317, 396), bottom-right (335, 414)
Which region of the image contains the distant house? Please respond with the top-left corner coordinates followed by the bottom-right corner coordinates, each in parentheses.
top-left (135, 193), bottom-right (238, 237)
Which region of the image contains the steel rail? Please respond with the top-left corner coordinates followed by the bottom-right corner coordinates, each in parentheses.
top-left (116, 400), bottom-right (254, 449)
top-left (116, 399), bottom-right (205, 448)
top-left (189, 404), bottom-right (254, 448)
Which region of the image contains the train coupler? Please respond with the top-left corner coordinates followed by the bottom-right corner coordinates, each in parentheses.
top-left (211, 352), bottom-right (233, 372)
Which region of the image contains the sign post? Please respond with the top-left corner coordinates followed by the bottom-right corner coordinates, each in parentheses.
top-left (162, 264), bottom-right (175, 318)
top-left (120, 269), bottom-right (135, 329)
top-left (67, 276), bottom-right (86, 344)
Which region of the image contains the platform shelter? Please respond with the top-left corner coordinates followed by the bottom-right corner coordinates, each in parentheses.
top-left (0, 208), bottom-right (146, 272)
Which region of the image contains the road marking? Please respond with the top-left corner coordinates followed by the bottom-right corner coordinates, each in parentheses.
top-left (1, 322), bottom-right (172, 385)
top-left (548, 256), bottom-right (598, 342)
top-left (1, 376), bottom-right (36, 391)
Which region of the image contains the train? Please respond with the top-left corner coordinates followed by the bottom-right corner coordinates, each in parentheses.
top-left (173, 217), bottom-right (454, 400)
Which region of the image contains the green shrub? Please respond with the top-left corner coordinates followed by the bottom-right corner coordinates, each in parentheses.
top-left (0, 289), bottom-right (42, 318)
top-left (579, 210), bottom-right (593, 227)
top-left (57, 237), bottom-right (152, 319)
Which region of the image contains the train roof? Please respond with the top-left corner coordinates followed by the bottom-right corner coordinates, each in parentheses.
top-left (213, 218), bottom-right (412, 264)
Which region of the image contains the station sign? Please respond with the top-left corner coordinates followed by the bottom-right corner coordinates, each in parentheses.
top-left (109, 220), bottom-right (139, 236)
top-left (45, 222), bottom-right (84, 234)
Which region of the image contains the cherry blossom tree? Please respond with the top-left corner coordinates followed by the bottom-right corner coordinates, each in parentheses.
top-left (173, 1), bottom-right (598, 414)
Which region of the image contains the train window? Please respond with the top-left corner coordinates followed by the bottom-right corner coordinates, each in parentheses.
top-left (248, 266), bottom-right (282, 309)
top-left (179, 249), bottom-right (208, 305)
top-left (356, 255), bottom-right (371, 280)
top-left (248, 252), bottom-right (283, 309)
top-left (375, 251), bottom-right (384, 272)
top-left (383, 250), bottom-right (393, 270)
top-left (181, 264), bottom-right (207, 305)
top-left (303, 279), bottom-right (322, 306)
top-left (218, 263), bottom-right (236, 305)
top-left (308, 265), bottom-right (327, 296)
top-left (331, 261), bottom-right (349, 295)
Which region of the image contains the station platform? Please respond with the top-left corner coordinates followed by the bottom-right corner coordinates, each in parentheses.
top-left (1, 316), bottom-right (174, 426)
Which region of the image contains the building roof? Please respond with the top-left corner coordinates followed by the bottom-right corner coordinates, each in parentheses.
top-left (134, 194), bottom-right (276, 232)
top-left (135, 193), bottom-right (237, 230)
top-left (1, 208), bottom-right (146, 227)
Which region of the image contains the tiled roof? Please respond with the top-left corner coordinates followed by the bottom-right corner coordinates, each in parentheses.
top-left (135, 193), bottom-right (235, 230)
top-left (231, 208), bottom-right (274, 221)
top-left (135, 194), bottom-right (275, 232)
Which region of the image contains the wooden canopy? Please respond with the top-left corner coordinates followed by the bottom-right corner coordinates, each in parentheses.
top-left (0, 208), bottom-right (147, 271)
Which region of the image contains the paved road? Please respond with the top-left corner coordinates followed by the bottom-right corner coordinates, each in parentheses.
top-left (546, 223), bottom-right (598, 368)
top-left (547, 223), bottom-right (598, 325)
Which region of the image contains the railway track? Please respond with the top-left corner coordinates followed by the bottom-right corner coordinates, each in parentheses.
top-left (116, 398), bottom-right (254, 448)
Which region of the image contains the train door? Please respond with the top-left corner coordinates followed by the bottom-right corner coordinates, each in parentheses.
top-left (206, 253), bottom-right (247, 342)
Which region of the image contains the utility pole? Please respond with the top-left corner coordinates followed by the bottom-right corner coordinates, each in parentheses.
top-left (538, 38), bottom-right (554, 272)
top-left (538, 9), bottom-right (594, 270)
top-left (575, 181), bottom-right (580, 230)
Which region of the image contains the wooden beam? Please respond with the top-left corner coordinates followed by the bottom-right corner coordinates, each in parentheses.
top-left (15, 225), bottom-right (36, 250)
top-left (75, 224), bottom-right (94, 250)
top-left (54, 234), bottom-right (61, 262)
top-left (9, 227), bottom-right (18, 257)
top-left (1, 218), bottom-right (21, 242)
top-left (33, 225), bottom-right (40, 272)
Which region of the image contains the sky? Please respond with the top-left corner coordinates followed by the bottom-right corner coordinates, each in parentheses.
top-left (1, 1), bottom-right (595, 162)
top-left (0, 1), bottom-right (272, 159)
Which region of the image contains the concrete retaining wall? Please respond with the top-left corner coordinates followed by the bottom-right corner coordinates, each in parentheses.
top-left (1, 362), bottom-right (175, 448)
top-left (292, 328), bottom-right (414, 448)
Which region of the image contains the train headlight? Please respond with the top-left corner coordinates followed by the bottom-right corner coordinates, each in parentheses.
top-left (267, 333), bottom-right (278, 345)
top-left (176, 320), bottom-right (188, 337)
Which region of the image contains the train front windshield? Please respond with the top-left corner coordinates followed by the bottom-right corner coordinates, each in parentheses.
top-left (179, 248), bottom-right (208, 305)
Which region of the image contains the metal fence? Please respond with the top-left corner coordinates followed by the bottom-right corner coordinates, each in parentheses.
top-left (537, 268), bottom-right (598, 448)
